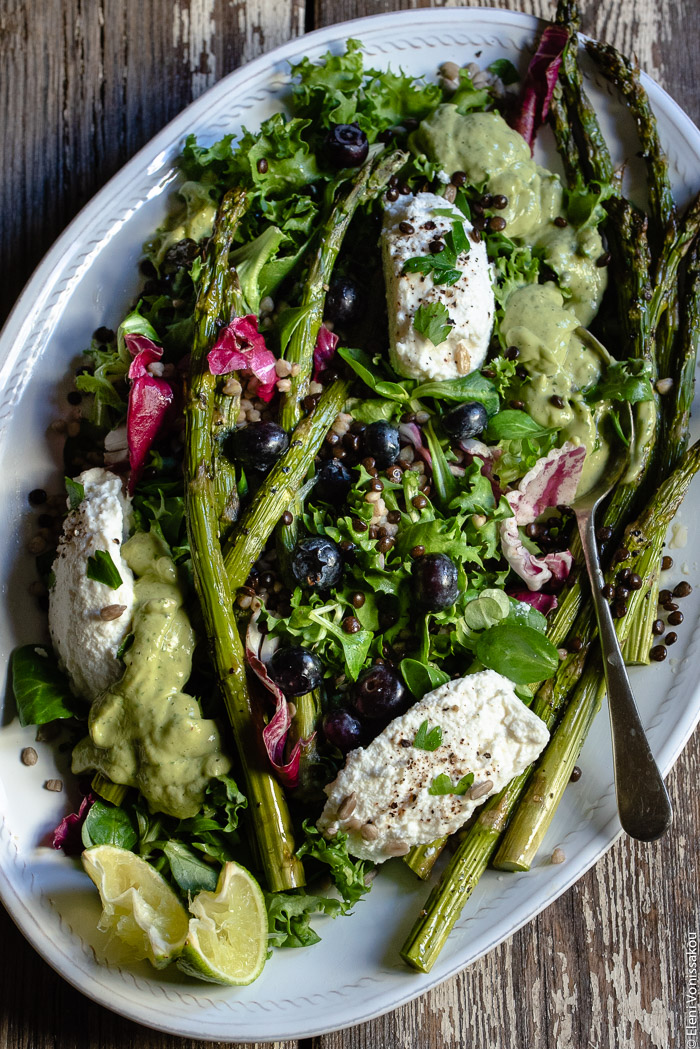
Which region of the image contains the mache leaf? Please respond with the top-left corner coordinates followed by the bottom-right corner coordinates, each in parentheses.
top-left (81, 800), bottom-right (138, 850)
top-left (400, 658), bottom-right (450, 699)
top-left (163, 841), bottom-right (219, 893)
top-left (11, 645), bottom-right (78, 727)
top-left (476, 622), bottom-right (559, 684)
top-left (486, 409), bottom-right (555, 440)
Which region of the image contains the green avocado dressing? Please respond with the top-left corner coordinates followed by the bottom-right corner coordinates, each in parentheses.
top-left (145, 180), bottom-right (217, 266)
top-left (413, 106), bottom-right (613, 490)
top-left (72, 532), bottom-right (230, 819)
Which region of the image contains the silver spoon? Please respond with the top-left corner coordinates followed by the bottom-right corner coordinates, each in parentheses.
top-left (571, 408), bottom-right (673, 841)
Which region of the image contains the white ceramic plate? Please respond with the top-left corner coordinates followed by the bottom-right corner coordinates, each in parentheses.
top-left (1, 7), bottom-right (699, 1042)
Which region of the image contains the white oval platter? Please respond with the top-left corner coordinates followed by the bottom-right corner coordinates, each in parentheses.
top-left (1, 7), bottom-right (699, 1043)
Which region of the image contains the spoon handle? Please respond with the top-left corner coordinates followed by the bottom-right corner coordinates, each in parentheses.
top-left (576, 507), bottom-right (673, 841)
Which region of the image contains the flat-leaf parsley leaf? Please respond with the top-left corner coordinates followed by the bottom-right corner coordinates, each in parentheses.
top-left (428, 772), bottom-right (475, 796)
top-left (403, 219), bottom-right (470, 287)
top-left (86, 550), bottom-right (123, 590)
top-left (65, 477), bottom-right (85, 511)
top-left (413, 719), bottom-right (443, 751)
top-left (413, 303), bottom-right (453, 346)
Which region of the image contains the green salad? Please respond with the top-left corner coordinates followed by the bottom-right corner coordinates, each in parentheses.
top-left (12, 0), bottom-right (700, 981)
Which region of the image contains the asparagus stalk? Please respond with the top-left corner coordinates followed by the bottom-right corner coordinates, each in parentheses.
top-left (279, 149), bottom-right (407, 432)
top-left (211, 273), bottom-right (246, 534)
top-left (275, 149), bottom-right (406, 575)
top-left (548, 83), bottom-right (580, 190)
top-left (493, 661), bottom-right (604, 872)
top-left (91, 772), bottom-right (128, 806)
top-left (664, 243), bottom-right (700, 471)
top-left (585, 41), bottom-right (677, 252)
top-left (223, 378), bottom-right (351, 591)
top-left (185, 189), bottom-right (305, 892)
top-left (495, 438), bottom-right (700, 869)
top-left (555, 1), bottom-right (616, 186)
top-left (401, 442), bottom-right (700, 969)
top-left (649, 192), bottom-right (700, 362)
top-left (211, 376), bottom-right (241, 536)
top-left (402, 649), bottom-right (590, 968)
top-left (404, 837), bottom-right (448, 880)
top-left (288, 689), bottom-right (325, 801)
top-left (626, 245), bottom-right (700, 662)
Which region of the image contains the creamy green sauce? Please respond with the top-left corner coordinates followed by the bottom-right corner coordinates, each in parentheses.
top-left (72, 532), bottom-right (230, 819)
top-left (413, 107), bottom-right (614, 491)
top-left (146, 180), bottom-right (217, 265)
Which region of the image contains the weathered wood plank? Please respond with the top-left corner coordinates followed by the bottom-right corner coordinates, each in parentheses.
top-left (0, 0), bottom-right (304, 328)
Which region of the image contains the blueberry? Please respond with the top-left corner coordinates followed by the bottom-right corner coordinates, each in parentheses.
top-left (325, 277), bottom-right (362, 326)
top-left (291, 536), bottom-right (344, 590)
top-left (350, 664), bottom-right (409, 722)
top-left (325, 123), bottom-right (369, 168)
top-left (268, 646), bottom-right (323, 697)
top-left (413, 552), bottom-right (460, 610)
top-left (441, 402), bottom-right (489, 441)
top-left (322, 708), bottom-right (363, 752)
top-left (363, 421), bottom-right (401, 468)
top-left (315, 459), bottom-right (354, 505)
top-left (228, 422), bottom-right (289, 471)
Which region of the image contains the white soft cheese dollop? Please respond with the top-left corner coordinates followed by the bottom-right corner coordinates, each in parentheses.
top-left (382, 192), bottom-right (495, 381)
top-left (318, 669), bottom-right (549, 862)
top-left (48, 468), bottom-right (135, 700)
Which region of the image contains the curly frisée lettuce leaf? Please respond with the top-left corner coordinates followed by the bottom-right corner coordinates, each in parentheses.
top-left (265, 890), bottom-right (342, 949)
top-left (584, 358), bottom-right (655, 406)
top-left (290, 38), bottom-right (441, 141)
top-left (296, 820), bottom-right (373, 909)
top-left (181, 115), bottom-right (321, 200)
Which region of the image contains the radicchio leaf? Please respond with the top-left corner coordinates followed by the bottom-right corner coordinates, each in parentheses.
top-left (312, 325), bottom-right (339, 382)
top-left (52, 790), bottom-right (96, 856)
top-left (245, 615), bottom-right (311, 789)
top-left (510, 24), bottom-right (570, 152)
top-left (208, 316), bottom-right (277, 402)
top-left (125, 333), bottom-right (174, 493)
top-left (399, 422), bottom-right (433, 468)
top-left (500, 442), bottom-right (585, 591)
top-left (508, 589), bottom-right (559, 614)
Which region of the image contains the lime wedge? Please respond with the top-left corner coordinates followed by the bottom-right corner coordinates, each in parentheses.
top-left (82, 845), bottom-right (189, 969)
top-left (177, 860), bottom-right (268, 985)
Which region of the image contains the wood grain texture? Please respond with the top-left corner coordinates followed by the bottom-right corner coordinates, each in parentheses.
top-left (1, 2), bottom-right (699, 1048)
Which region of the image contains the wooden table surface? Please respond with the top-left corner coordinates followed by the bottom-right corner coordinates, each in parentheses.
top-left (1, 2), bottom-right (698, 1047)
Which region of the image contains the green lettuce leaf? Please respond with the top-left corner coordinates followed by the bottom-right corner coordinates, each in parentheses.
top-left (11, 645), bottom-right (79, 727)
top-left (265, 891), bottom-right (342, 949)
top-left (296, 820), bottom-right (372, 909)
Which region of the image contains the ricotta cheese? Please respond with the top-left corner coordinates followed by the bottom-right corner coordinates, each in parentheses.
top-left (317, 669), bottom-right (550, 862)
top-left (382, 192), bottom-right (495, 382)
top-left (48, 468), bottom-right (135, 701)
